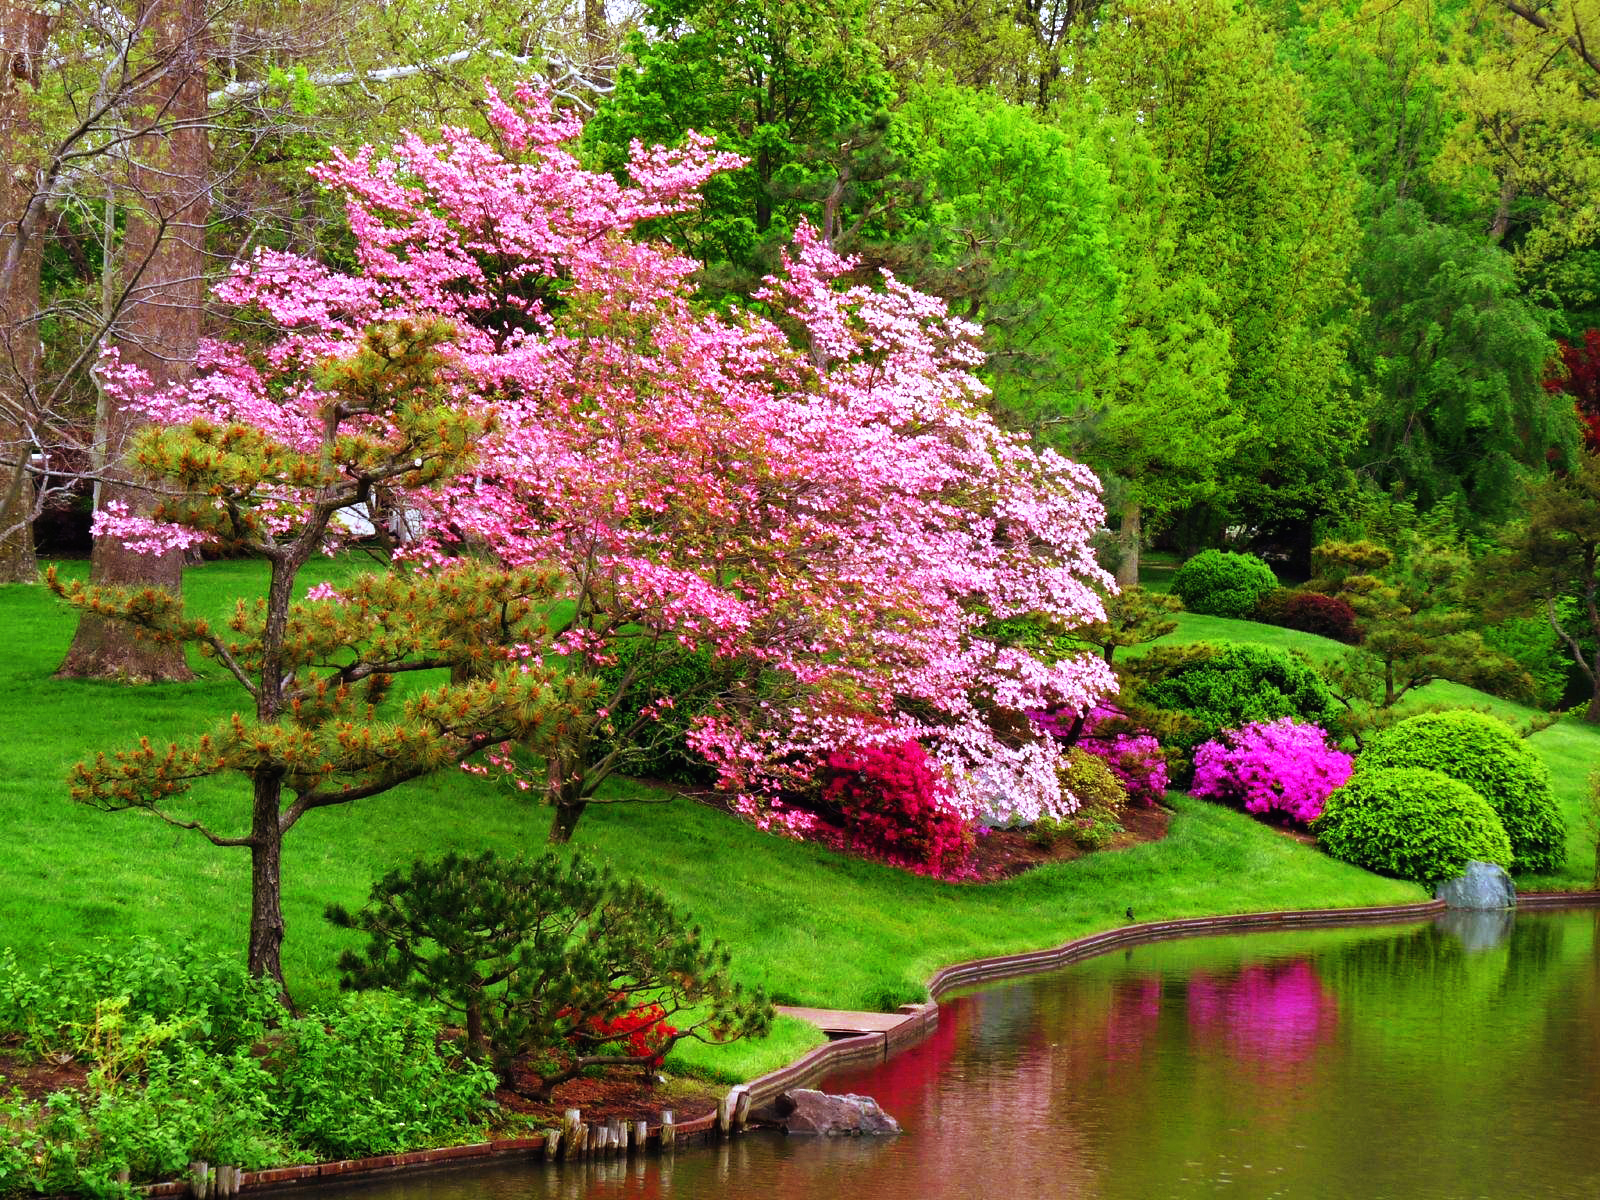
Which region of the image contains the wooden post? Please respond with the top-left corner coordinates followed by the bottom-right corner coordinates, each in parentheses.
top-left (188, 1161), bottom-right (210, 1199)
top-left (604, 1118), bottom-right (621, 1154)
top-left (659, 1109), bottom-right (676, 1151)
top-left (632, 1119), bottom-right (648, 1152)
top-left (543, 1128), bottom-right (559, 1161)
top-left (715, 1093), bottom-right (732, 1138)
top-left (577, 1122), bottom-right (590, 1156)
top-left (560, 1109), bottom-right (582, 1160)
top-left (732, 1088), bottom-right (751, 1133)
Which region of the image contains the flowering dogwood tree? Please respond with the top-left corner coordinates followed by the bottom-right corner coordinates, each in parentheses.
top-left (80, 86), bottom-right (1117, 850)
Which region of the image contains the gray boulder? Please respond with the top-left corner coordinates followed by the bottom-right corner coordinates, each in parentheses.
top-left (753, 1090), bottom-right (901, 1136)
top-left (1435, 860), bottom-right (1516, 910)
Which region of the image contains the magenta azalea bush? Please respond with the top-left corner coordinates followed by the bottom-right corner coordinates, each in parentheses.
top-left (1190, 719), bottom-right (1353, 824)
top-left (1032, 705), bottom-right (1169, 807)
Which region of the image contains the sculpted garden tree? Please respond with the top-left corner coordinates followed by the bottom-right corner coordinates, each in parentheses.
top-left (51, 322), bottom-right (593, 987)
top-left (197, 87), bottom-right (1115, 844)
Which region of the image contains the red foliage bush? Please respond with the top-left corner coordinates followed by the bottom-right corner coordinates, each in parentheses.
top-left (1545, 329), bottom-right (1600, 454)
top-left (567, 998), bottom-right (678, 1065)
top-left (813, 740), bottom-right (974, 877)
top-left (1256, 589), bottom-right (1360, 643)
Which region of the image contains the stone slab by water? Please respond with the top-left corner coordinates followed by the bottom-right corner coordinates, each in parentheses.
top-left (1436, 860), bottom-right (1517, 910)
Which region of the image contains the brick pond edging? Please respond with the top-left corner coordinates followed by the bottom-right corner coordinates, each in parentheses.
top-left (149, 889), bottom-right (1600, 1196)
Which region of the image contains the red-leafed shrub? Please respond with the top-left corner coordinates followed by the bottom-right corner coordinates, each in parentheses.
top-left (1546, 330), bottom-right (1600, 453)
top-left (1256, 589), bottom-right (1360, 643)
top-left (815, 741), bottom-right (974, 877)
top-left (565, 997), bottom-right (678, 1064)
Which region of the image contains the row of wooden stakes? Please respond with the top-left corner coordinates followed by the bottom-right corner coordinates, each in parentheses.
top-left (550, 1087), bottom-right (754, 1162)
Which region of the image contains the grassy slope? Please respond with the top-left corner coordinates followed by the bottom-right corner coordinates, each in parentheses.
top-left (2, 560), bottom-right (1591, 1081)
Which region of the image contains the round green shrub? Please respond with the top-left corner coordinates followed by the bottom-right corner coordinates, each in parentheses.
top-left (1170, 549), bottom-right (1279, 618)
top-left (1140, 643), bottom-right (1341, 756)
top-left (1361, 711), bottom-right (1566, 874)
top-left (1311, 767), bottom-right (1513, 883)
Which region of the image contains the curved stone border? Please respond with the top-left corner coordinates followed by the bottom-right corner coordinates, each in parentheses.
top-left (152, 889), bottom-right (1600, 1195)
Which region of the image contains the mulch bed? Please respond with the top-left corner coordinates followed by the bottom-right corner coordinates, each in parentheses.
top-left (491, 1065), bottom-right (720, 1129)
top-left (0, 1047), bottom-right (89, 1103)
top-left (966, 803), bottom-right (1172, 880)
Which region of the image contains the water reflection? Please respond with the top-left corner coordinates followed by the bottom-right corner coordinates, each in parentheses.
top-left (313, 909), bottom-right (1600, 1200)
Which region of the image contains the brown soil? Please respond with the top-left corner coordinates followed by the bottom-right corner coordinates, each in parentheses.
top-left (965, 803), bottom-right (1172, 881)
top-left (0, 1046), bottom-right (90, 1102)
top-left (490, 1065), bottom-right (719, 1130)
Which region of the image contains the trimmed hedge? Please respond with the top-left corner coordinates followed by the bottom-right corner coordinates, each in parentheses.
top-left (1170, 550), bottom-right (1279, 618)
top-left (1360, 711), bottom-right (1566, 874)
top-left (1140, 644), bottom-right (1341, 757)
top-left (1311, 767), bottom-right (1513, 884)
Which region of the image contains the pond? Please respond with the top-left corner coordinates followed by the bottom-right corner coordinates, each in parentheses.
top-left (315, 908), bottom-right (1600, 1200)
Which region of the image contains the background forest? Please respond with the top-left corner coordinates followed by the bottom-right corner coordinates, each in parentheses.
top-left (6, 0), bottom-right (1600, 633)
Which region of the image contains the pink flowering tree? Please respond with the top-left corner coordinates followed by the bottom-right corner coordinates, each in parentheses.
top-left (1190, 719), bottom-right (1354, 824)
top-left (71, 87), bottom-right (1118, 859)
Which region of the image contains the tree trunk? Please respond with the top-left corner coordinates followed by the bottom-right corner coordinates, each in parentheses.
top-left (548, 795), bottom-right (587, 844)
top-left (1585, 685), bottom-right (1600, 725)
top-left (247, 771), bottom-right (287, 987)
top-left (0, 1), bottom-right (47, 583)
top-left (58, 0), bottom-right (208, 679)
top-left (1115, 500), bottom-right (1141, 589)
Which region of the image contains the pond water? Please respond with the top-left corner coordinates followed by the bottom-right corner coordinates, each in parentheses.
top-left (316, 909), bottom-right (1600, 1200)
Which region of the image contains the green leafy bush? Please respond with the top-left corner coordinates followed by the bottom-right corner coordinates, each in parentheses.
top-left (1361, 711), bottom-right (1566, 874)
top-left (0, 1029), bottom-right (284, 1197)
top-left (275, 993), bottom-right (497, 1159)
top-left (328, 851), bottom-right (773, 1099)
top-left (1140, 644), bottom-right (1341, 759)
top-left (0, 939), bottom-right (281, 1057)
top-left (1170, 550), bottom-right (1279, 618)
top-left (0, 945), bottom-right (497, 1192)
top-left (1311, 767), bottom-right (1513, 883)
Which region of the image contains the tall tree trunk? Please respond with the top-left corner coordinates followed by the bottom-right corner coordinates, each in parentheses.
top-left (247, 771), bottom-right (288, 988)
top-left (1115, 499), bottom-right (1141, 589)
top-left (548, 794), bottom-right (587, 843)
top-left (0, 2), bottom-right (46, 583)
top-left (58, 0), bottom-right (207, 680)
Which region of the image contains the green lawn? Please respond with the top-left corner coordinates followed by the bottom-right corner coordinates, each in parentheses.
top-left (1, 560), bottom-right (1592, 1081)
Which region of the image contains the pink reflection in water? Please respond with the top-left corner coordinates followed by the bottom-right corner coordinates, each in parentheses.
top-left (1187, 959), bottom-right (1339, 1065)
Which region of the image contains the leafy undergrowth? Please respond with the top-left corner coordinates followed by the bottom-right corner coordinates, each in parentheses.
top-left (7, 563), bottom-right (1592, 1088)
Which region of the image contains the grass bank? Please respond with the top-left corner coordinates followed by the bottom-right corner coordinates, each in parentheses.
top-left (1, 560), bottom-right (1591, 1082)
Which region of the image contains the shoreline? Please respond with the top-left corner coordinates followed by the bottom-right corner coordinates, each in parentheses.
top-left (143, 887), bottom-right (1600, 1197)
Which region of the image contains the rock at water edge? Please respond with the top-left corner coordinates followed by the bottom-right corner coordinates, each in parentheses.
top-left (1436, 860), bottom-right (1516, 910)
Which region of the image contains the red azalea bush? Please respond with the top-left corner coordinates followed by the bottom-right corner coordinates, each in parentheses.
top-left (1190, 719), bottom-right (1353, 824)
top-left (810, 740), bottom-right (974, 877)
top-left (1256, 589), bottom-right (1360, 644)
top-left (568, 998), bottom-right (678, 1065)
